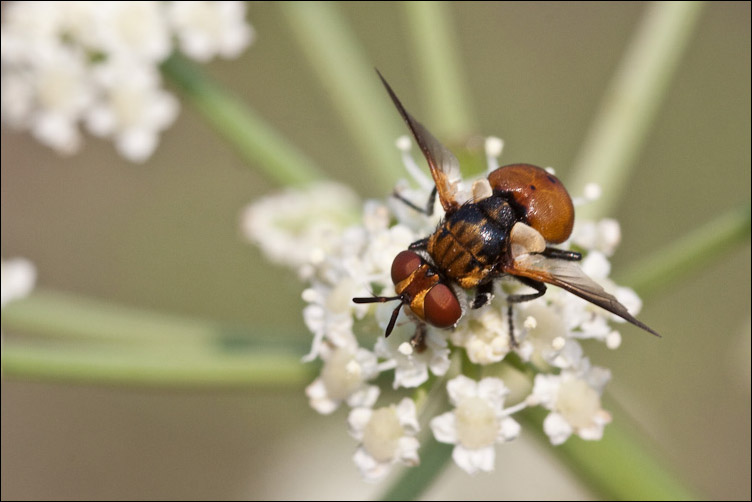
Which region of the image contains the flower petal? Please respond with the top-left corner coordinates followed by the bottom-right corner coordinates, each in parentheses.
top-left (543, 412), bottom-right (573, 446)
top-left (430, 411), bottom-right (458, 444)
top-left (497, 417), bottom-right (521, 442)
top-left (446, 375), bottom-right (478, 405)
top-left (452, 444), bottom-right (495, 475)
top-left (347, 407), bottom-right (374, 439)
top-left (353, 447), bottom-right (391, 482)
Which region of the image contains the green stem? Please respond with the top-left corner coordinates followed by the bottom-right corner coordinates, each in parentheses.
top-left (520, 407), bottom-right (699, 500)
top-left (2, 290), bottom-right (246, 346)
top-left (1, 342), bottom-right (313, 388)
top-left (568, 2), bottom-right (704, 219)
top-left (617, 204), bottom-right (751, 297)
top-left (162, 53), bottom-right (325, 187)
top-left (403, 2), bottom-right (474, 139)
top-left (279, 2), bottom-right (404, 191)
top-left (1, 290), bottom-right (314, 387)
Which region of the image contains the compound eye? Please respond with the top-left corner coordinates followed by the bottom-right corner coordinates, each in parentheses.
top-left (424, 284), bottom-right (462, 328)
top-left (391, 250), bottom-right (423, 284)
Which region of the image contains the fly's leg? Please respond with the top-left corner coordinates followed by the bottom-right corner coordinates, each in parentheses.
top-left (506, 277), bottom-right (548, 347)
top-left (410, 322), bottom-right (427, 353)
top-left (408, 237), bottom-right (429, 251)
top-left (395, 186), bottom-right (437, 250)
top-left (507, 277), bottom-right (547, 304)
top-left (392, 186), bottom-right (437, 217)
top-left (506, 304), bottom-right (518, 348)
top-left (540, 247), bottom-right (581, 261)
top-left (472, 282), bottom-right (495, 309)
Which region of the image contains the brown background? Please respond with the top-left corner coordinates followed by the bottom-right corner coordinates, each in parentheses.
top-left (2, 2), bottom-right (750, 500)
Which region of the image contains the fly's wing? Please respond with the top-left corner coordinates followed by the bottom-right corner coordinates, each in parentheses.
top-left (377, 70), bottom-right (461, 214)
top-left (505, 253), bottom-right (661, 337)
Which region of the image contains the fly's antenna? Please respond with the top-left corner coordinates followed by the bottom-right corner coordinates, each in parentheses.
top-left (352, 295), bottom-right (404, 337)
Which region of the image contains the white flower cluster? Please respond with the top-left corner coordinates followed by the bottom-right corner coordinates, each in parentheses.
top-left (242, 138), bottom-right (641, 480)
top-left (1, 1), bottom-right (254, 162)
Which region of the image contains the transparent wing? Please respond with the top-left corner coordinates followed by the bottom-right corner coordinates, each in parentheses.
top-left (377, 70), bottom-right (461, 214)
top-left (505, 253), bottom-right (661, 337)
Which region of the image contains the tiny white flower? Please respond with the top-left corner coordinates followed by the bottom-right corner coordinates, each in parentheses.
top-left (430, 375), bottom-right (521, 474)
top-left (484, 136), bottom-right (504, 172)
top-left (1, 258), bottom-right (37, 309)
top-left (571, 219), bottom-right (622, 256)
top-left (516, 301), bottom-right (584, 369)
top-left (360, 222), bottom-right (417, 279)
top-left (572, 183), bottom-right (603, 206)
top-left (305, 346), bottom-right (380, 415)
top-left (0, 3), bottom-right (63, 64)
top-left (168, 1), bottom-right (254, 62)
top-left (22, 45), bottom-right (94, 155)
top-left (348, 398), bottom-right (420, 481)
top-left (301, 279), bottom-right (360, 361)
top-left (612, 286), bottom-right (643, 322)
top-left (583, 183), bottom-right (602, 201)
top-left (558, 251), bottom-right (643, 337)
top-left (94, 2), bottom-right (172, 63)
top-left (531, 362), bottom-right (612, 445)
top-left (449, 302), bottom-right (512, 365)
top-left (605, 331), bottom-right (622, 350)
top-left (375, 326), bottom-right (450, 388)
top-left (581, 250), bottom-right (611, 279)
top-left (240, 182), bottom-right (361, 271)
top-left (86, 58), bottom-right (179, 162)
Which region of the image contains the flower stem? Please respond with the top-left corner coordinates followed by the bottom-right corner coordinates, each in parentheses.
top-left (1, 290), bottom-right (314, 387)
top-left (567, 2), bottom-right (705, 219)
top-left (278, 2), bottom-right (404, 191)
top-left (403, 2), bottom-right (475, 139)
top-left (161, 53), bottom-right (325, 187)
top-left (617, 203), bottom-right (751, 297)
top-left (520, 407), bottom-right (699, 500)
top-left (1, 342), bottom-right (312, 388)
top-left (2, 290), bottom-right (220, 345)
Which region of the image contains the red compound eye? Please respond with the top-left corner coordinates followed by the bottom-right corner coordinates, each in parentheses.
top-left (391, 250), bottom-right (423, 284)
top-left (424, 284), bottom-right (462, 328)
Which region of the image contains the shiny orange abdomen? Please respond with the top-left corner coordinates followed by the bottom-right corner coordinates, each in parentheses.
top-left (487, 164), bottom-right (574, 244)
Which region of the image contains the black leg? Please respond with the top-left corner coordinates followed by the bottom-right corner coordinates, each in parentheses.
top-left (507, 277), bottom-right (547, 304)
top-left (392, 186), bottom-right (437, 216)
top-left (506, 277), bottom-right (548, 348)
top-left (408, 237), bottom-right (430, 251)
top-left (540, 247), bottom-right (581, 261)
top-left (507, 304), bottom-right (518, 348)
top-left (472, 282), bottom-right (494, 309)
top-left (410, 323), bottom-right (427, 353)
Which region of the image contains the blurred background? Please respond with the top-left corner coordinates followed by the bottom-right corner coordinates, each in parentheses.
top-left (1, 2), bottom-right (750, 500)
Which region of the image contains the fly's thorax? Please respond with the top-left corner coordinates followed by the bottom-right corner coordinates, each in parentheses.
top-left (426, 197), bottom-right (517, 288)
